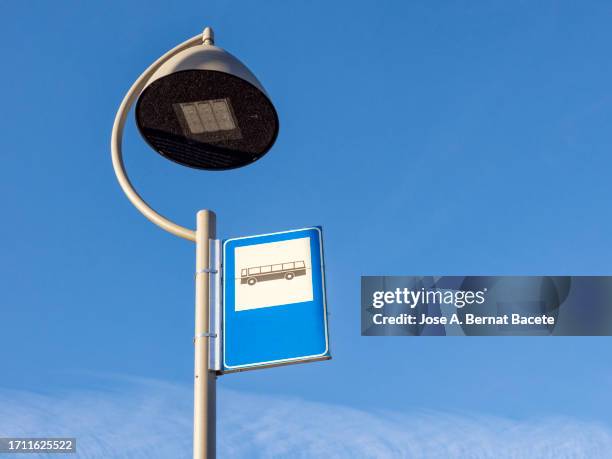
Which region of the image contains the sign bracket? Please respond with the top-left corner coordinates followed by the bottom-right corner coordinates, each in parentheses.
top-left (208, 238), bottom-right (223, 373)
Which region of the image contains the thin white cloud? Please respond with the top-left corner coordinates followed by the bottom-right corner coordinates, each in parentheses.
top-left (0, 377), bottom-right (610, 458)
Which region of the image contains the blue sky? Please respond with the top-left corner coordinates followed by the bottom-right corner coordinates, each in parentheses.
top-left (2, 1), bottom-right (612, 457)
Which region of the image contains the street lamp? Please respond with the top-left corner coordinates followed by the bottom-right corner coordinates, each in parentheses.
top-left (135, 28), bottom-right (279, 170)
top-left (110, 27), bottom-right (278, 459)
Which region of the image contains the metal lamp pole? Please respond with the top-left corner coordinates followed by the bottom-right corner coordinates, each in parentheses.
top-left (194, 210), bottom-right (216, 458)
top-left (110, 30), bottom-right (217, 459)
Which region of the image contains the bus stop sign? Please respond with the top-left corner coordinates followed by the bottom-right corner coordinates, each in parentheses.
top-left (222, 227), bottom-right (330, 372)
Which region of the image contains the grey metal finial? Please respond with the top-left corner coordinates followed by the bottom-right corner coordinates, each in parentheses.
top-left (203, 27), bottom-right (214, 45)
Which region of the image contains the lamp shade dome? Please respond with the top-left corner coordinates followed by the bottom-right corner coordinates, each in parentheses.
top-left (135, 42), bottom-right (279, 170)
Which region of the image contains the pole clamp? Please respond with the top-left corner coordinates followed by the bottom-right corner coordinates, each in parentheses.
top-left (193, 332), bottom-right (217, 344)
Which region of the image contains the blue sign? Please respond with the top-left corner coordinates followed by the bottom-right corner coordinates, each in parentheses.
top-left (222, 227), bottom-right (330, 372)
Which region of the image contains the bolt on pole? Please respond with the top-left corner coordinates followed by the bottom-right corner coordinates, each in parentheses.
top-left (194, 210), bottom-right (217, 459)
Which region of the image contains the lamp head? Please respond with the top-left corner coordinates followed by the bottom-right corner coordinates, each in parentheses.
top-left (135, 28), bottom-right (279, 170)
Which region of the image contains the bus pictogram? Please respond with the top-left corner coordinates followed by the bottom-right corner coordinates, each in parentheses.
top-left (240, 261), bottom-right (307, 286)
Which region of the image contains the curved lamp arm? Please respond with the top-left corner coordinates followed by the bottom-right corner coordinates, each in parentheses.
top-left (110, 33), bottom-right (206, 242)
